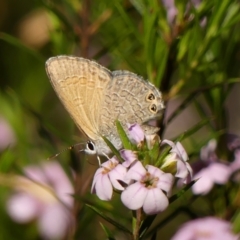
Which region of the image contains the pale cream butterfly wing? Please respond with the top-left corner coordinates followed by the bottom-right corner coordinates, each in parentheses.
top-left (45, 56), bottom-right (111, 149)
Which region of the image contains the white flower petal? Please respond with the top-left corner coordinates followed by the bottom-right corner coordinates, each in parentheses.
top-left (186, 162), bottom-right (193, 179)
top-left (100, 157), bottom-right (115, 167)
top-left (121, 150), bottom-right (138, 168)
top-left (125, 161), bottom-right (146, 182)
top-left (175, 142), bottom-right (188, 161)
top-left (95, 174), bottom-right (113, 201)
top-left (162, 139), bottom-right (174, 146)
top-left (91, 168), bottom-right (104, 193)
top-left (143, 189), bottom-right (169, 214)
top-left (121, 182), bottom-right (147, 210)
top-left (157, 173), bottom-right (174, 193)
top-left (109, 164), bottom-right (127, 190)
top-left (146, 165), bottom-right (162, 178)
top-left (162, 140), bottom-right (188, 162)
top-left (175, 160), bottom-right (189, 179)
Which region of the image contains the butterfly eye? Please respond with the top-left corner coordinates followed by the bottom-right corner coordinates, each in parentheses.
top-left (85, 140), bottom-right (97, 155)
top-left (87, 141), bottom-right (95, 150)
top-left (149, 104), bottom-right (157, 113)
top-left (146, 93), bottom-right (155, 101)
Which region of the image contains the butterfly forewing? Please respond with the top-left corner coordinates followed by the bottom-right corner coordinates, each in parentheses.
top-left (46, 56), bottom-right (111, 140)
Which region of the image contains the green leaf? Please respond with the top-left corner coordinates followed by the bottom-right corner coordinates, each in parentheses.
top-left (155, 145), bottom-right (171, 168)
top-left (114, 1), bottom-right (141, 41)
top-left (173, 118), bottom-right (213, 142)
top-left (99, 222), bottom-right (115, 240)
top-left (139, 214), bottom-right (156, 239)
top-left (86, 204), bottom-right (132, 235)
top-left (232, 209), bottom-right (240, 233)
top-left (130, 0), bottom-right (146, 15)
top-left (148, 140), bottom-right (161, 163)
top-left (102, 136), bottom-right (124, 162)
top-left (0, 33), bottom-right (43, 61)
top-left (169, 179), bottom-right (197, 203)
top-left (115, 120), bottom-right (133, 150)
top-left (222, 2), bottom-right (240, 29)
top-left (177, 30), bottom-right (192, 61)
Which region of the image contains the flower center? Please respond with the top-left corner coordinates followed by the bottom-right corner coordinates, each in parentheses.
top-left (102, 161), bottom-right (118, 174)
top-left (196, 230), bottom-right (212, 238)
top-left (141, 172), bottom-right (159, 188)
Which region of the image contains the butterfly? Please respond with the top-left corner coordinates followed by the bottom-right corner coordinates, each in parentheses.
top-left (45, 56), bottom-right (164, 156)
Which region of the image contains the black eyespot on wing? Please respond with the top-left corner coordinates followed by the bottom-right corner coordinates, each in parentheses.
top-left (150, 104), bottom-right (157, 113)
top-left (147, 93), bottom-right (155, 101)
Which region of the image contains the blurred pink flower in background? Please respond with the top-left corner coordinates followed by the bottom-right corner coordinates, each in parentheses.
top-left (227, 134), bottom-right (240, 151)
top-left (161, 0), bottom-right (207, 27)
top-left (200, 139), bottom-right (218, 163)
top-left (0, 117), bottom-right (16, 151)
top-left (7, 161), bottom-right (74, 239)
top-left (229, 150), bottom-right (240, 182)
top-left (231, 150), bottom-right (240, 173)
top-left (191, 140), bottom-right (231, 195)
top-left (192, 163), bottom-right (231, 195)
top-left (121, 162), bottom-right (174, 215)
top-left (161, 0), bottom-right (178, 25)
top-left (171, 217), bottom-right (239, 240)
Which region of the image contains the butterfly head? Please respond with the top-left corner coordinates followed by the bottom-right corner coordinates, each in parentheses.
top-left (85, 140), bottom-right (98, 155)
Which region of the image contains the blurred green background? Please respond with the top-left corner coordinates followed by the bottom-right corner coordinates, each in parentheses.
top-left (0, 0), bottom-right (240, 239)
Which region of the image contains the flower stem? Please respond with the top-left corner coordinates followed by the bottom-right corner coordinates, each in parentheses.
top-left (133, 209), bottom-right (142, 240)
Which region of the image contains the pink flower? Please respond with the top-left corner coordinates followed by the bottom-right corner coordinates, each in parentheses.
top-left (120, 149), bottom-right (138, 168)
top-left (230, 150), bottom-right (240, 173)
top-left (127, 123), bottom-right (145, 145)
top-left (162, 140), bottom-right (192, 183)
top-left (200, 139), bottom-right (218, 163)
top-left (127, 123), bottom-right (160, 150)
top-left (121, 162), bottom-right (174, 215)
top-left (171, 217), bottom-right (239, 240)
top-left (7, 161), bottom-right (74, 239)
top-left (227, 134), bottom-right (240, 151)
top-left (91, 157), bottom-right (127, 200)
top-left (161, 0), bottom-right (178, 25)
top-left (192, 163), bottom-right (231, 195)
top-left (0, 117), bottom-right (16, 151)
top-left (191, 139), bottom-right (231, 195)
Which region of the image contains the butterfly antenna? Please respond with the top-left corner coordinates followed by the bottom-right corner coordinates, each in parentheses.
top-left (47, 143), bottom-right (85, 160)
